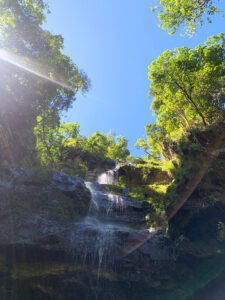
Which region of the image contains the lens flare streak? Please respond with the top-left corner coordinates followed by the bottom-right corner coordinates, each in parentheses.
top-left (0, 49), bottom-right (74, 91)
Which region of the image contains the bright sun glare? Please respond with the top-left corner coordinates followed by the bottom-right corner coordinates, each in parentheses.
top-left (0, 49), bottom-right (74, 91)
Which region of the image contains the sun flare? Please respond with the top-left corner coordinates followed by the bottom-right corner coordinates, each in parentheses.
top-left (0, 49), bottom-right (74, 91)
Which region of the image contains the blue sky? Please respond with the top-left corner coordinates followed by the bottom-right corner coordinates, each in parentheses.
top-left (44, 0), bottom-right (224, 156)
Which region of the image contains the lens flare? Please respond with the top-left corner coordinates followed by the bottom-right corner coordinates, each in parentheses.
top-left (0, 49), bottom-right (74, 91)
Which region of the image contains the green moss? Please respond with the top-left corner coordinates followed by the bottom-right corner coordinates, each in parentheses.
top-left (128, 184), bottom-right (168, 210)
top-left (117, 163), bottom-right (173, 225)
top-left (47, 195), bottom-right (79, 222)
top-left (103, 184), bottom-right (124, 196)
top-left (165, 150), bottom-right (203, 208)
top-left (35, 168), bottom-right (52, 181)
top-left (119, 164), bottom-right (171, 186)
top-left (60, 163), bottom-right (89, 179)
top-left (11, 262), bottom-right (90, 279)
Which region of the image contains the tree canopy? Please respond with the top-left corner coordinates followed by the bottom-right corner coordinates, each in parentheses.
top-left (152, 0), bottom-right (224, 35)
top-left (140, 34), bottom-right (225, 159)
top-left (0, 0), bottom-right (89, 163)
top-left (34, 115), bottom-right (130, 167)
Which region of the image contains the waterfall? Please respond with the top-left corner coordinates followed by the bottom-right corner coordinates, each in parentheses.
top-left (68, 169), bottom-right (152, 278)
top-left (84, 180), bottom-right (125, 274)
top-left (85, 181), bottom-right (126, 217)
top-left (97, 169), bottom-right (118, 185)
top-left (107, 193), bottom-right (126, 213)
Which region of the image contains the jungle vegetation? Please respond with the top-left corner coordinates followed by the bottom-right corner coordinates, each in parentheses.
top-left (152, 0), bottom-right (224, 35)
top-left (0, 0), bottom-right (89, 164)
top-left (0, 0), bottom-right (224, 223)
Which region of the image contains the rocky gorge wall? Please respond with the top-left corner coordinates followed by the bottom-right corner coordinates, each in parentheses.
top-left (1, 141), bottom-right (225, 300)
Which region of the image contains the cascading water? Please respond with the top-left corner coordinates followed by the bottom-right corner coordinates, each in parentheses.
top-left (83, 180), bottom-right (125, 275)
top-left (70, 167), bottom-right (152, 278)
top-left (97, 169), bottom-right (118, 185)
top-left (85, 181), bottom-right (126, 217)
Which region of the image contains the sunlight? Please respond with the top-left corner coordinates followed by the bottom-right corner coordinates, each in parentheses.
top-left (0, 49), bottom-right (74, 91)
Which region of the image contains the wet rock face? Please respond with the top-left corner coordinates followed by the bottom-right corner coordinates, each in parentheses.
top-left (85, 181), bottom-right (146, 227)
top-left (0, 167), bottom-right (176, 300)
top-left (2, 165), bottom-right (225, 300)
top-left (84, 157), bottom-right (116, 181)
top-left (0, 167), bottom-right (91, 245)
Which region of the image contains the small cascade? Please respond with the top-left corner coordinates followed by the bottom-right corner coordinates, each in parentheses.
top-left (95, 224), bottom-right (115, 277)
top-left (80, 181), bottom-right (121, 274)
top-left (84, 180), bottom-right (126, 272)
top-left (107, 193), bottom-right (126, 214)
top-left (85, 181), bottom-right (127, 217)
top-left (70, 168), bottom-right (152, 278)
top-left (85, 182), bottom-right (101, 213)
top-left (97, 169), bottom-right (118, 185)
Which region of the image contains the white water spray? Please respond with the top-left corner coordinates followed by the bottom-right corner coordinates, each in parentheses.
top-left (97, 169), bottom-right (118, 185)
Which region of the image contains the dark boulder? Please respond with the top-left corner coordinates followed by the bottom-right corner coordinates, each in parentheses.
top-left (0, 167), bottom-right (91, 245)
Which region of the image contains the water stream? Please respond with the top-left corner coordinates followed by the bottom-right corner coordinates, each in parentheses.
top-left (77, 168), bottom-right (152, 276)
top-left (97, 169), bottom-right (118, 185)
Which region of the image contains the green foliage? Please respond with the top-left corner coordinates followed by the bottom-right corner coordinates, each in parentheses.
top-left (34, 112), bottom-right (84, 166)
top-left (34, 110), bottom-right (61, 165)
top-left (160, 159), bottom-right (177, 176)
top-left (82, 131), bottom-right (129, 162)
top-left (107, 136), bottom-right (130, 162)
top-left (117, 162), bottom-right (172, 226)
top-left (134, 36), bottom-right (225, 222)
top-left (125, 155), bottom-right (141, 164)
top-left (153, 0), bottom-right (223, 35)
top-left (60, 163), bottom-right (88, 178)
top-left (128, 184), bottom-right (169, 225)
top-left (145, 34), bottom-right (225, 160)
top-left (164, 139), bottom-right (203, 208)
top-left (82, 132), bottom-right (109, 158)
top-left (34, 117), bottom-right (130, 168)
top-left (103, 184), bottom-right (124, 196)
top-left (128, 184), bottom-right (167, 206)
top-left (0, 0), bottom-right (48, 29)
top-left (145, 123), bottom-right (167, 157)
top-left (135, 138), bottom-right (150, 154)
top-left (0, 0), bottom-right (89, 163)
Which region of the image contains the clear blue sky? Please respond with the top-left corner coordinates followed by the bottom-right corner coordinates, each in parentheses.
top-left (44, 0), bottom-right (224, 156)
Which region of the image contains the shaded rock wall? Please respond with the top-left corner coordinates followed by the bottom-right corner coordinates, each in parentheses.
top-left (0, 167), bottom-right (91, 245)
